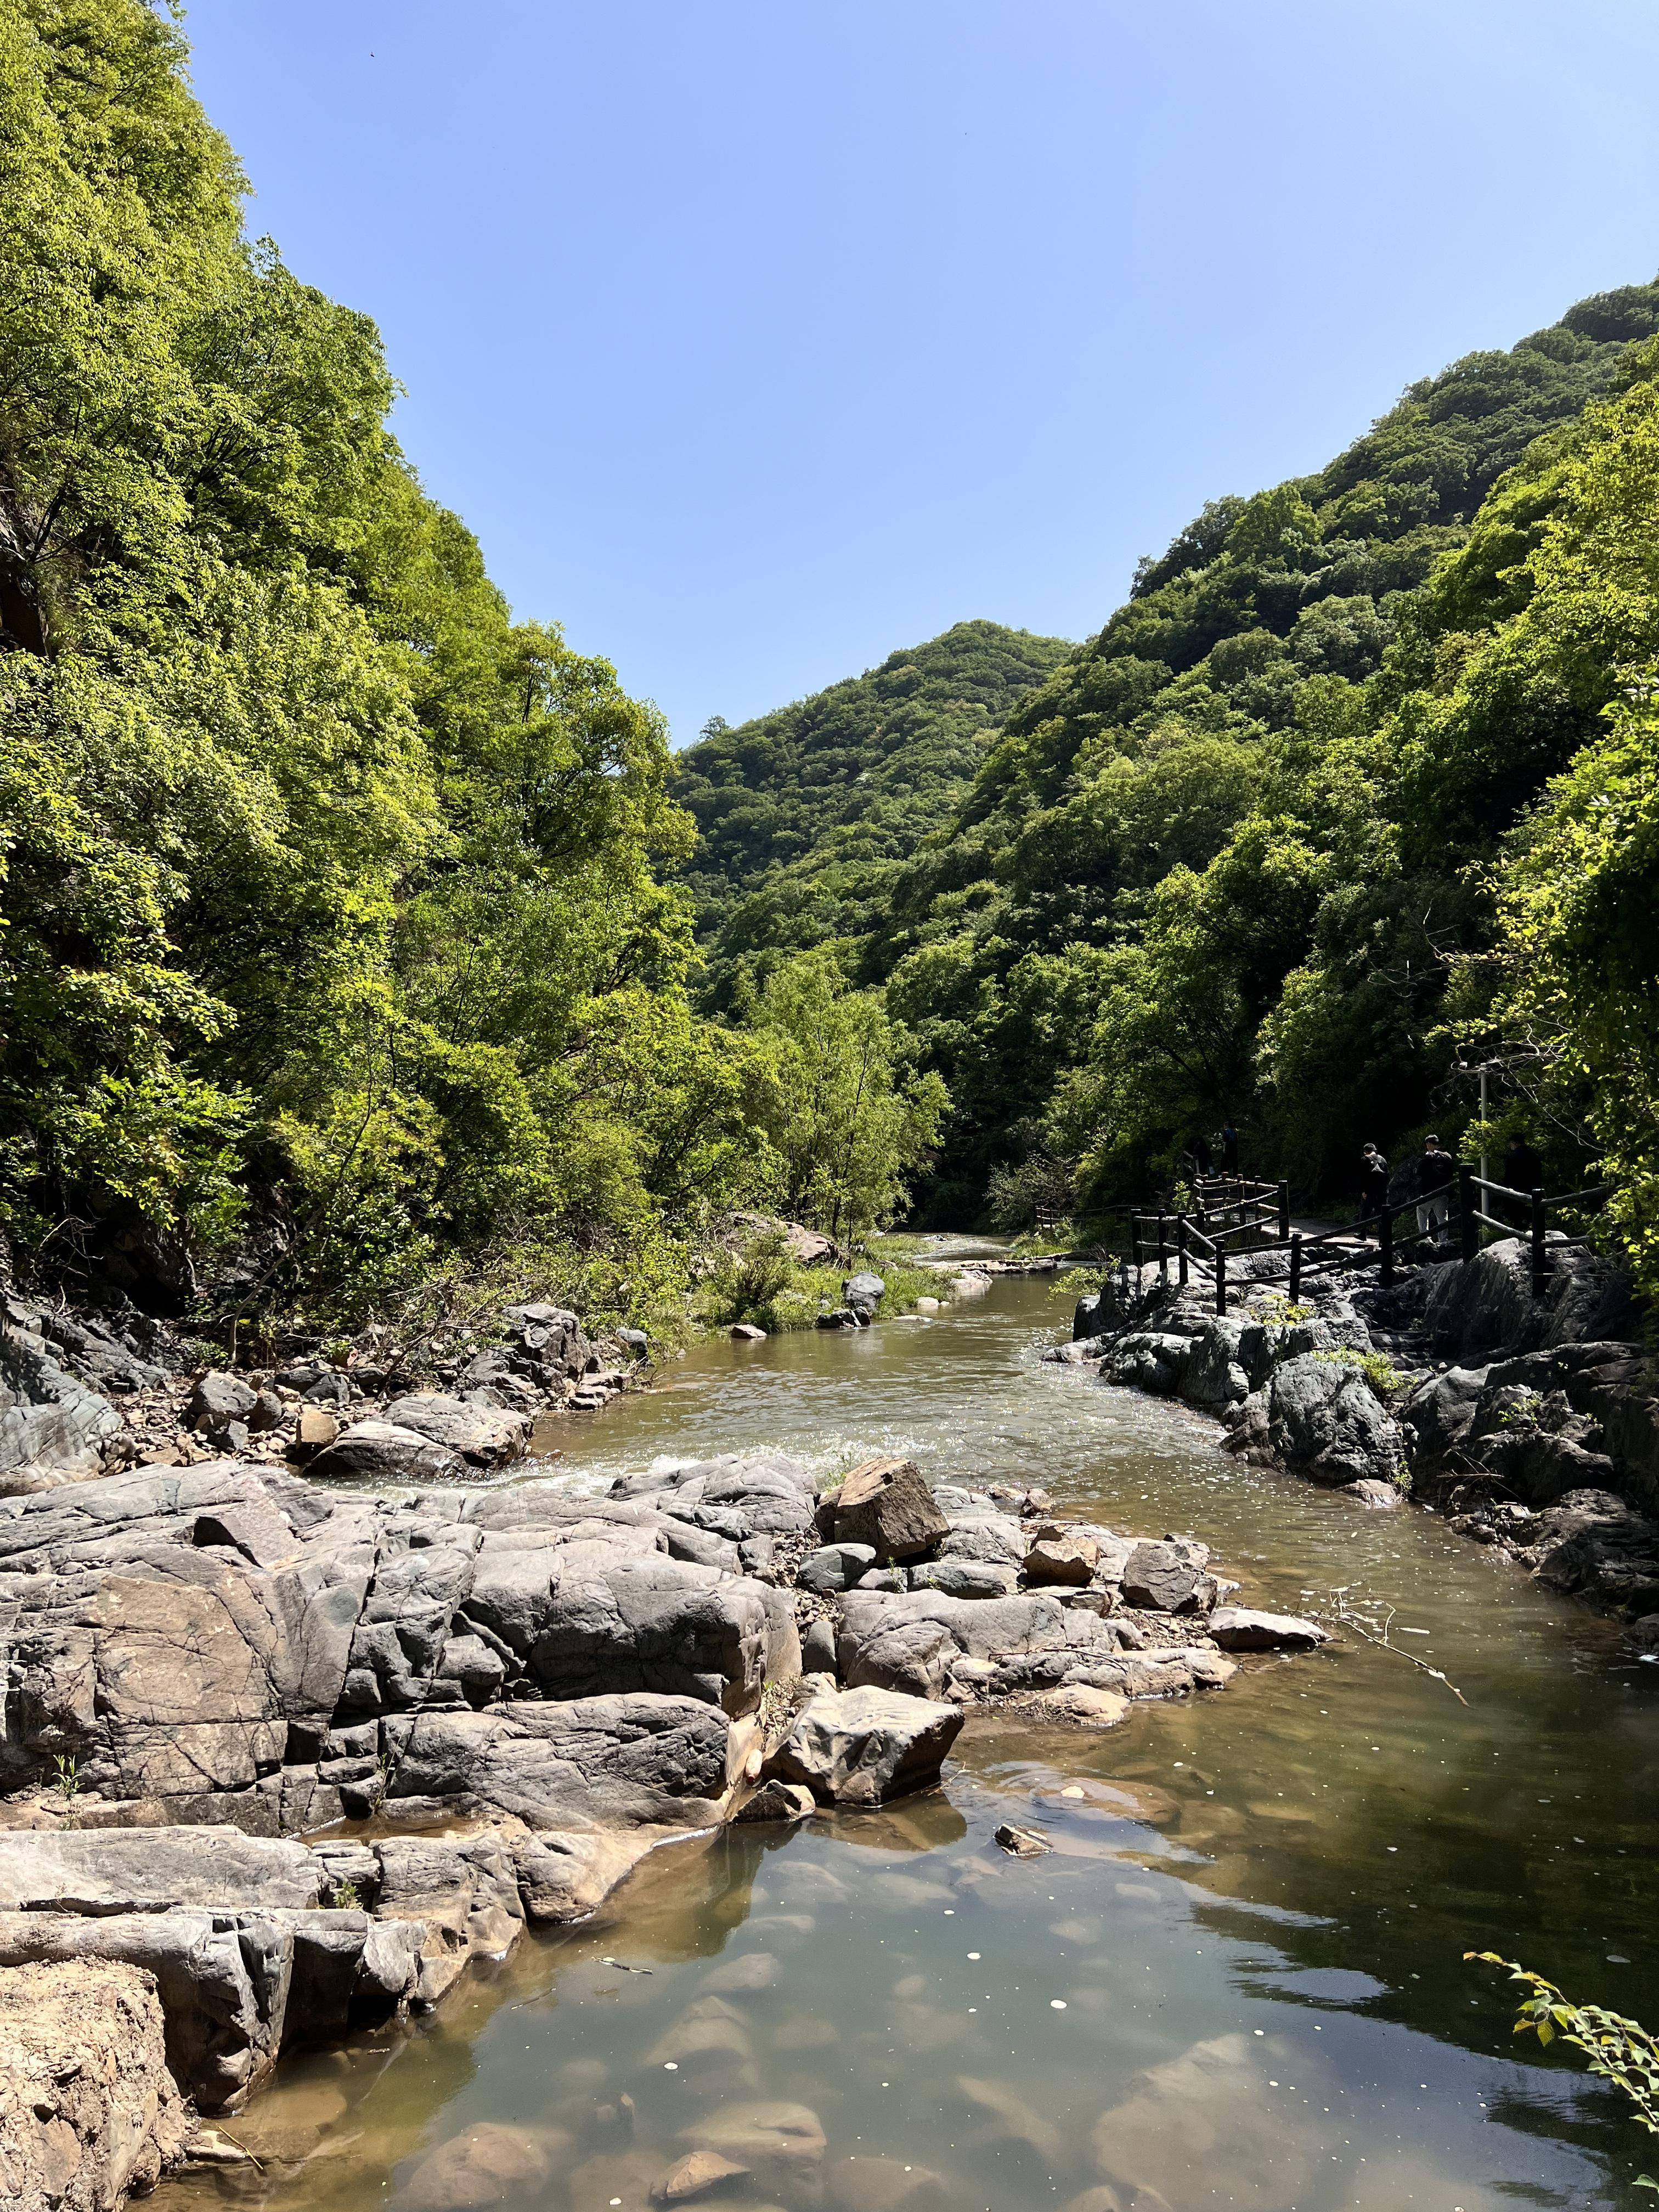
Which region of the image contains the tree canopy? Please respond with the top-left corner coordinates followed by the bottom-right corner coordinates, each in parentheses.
top-left (0, 0), bottom-right (941, 1321)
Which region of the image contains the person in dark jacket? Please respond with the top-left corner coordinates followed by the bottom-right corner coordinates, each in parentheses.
top-left (1221, 1122), bottom-right (1239, 1174)
top-left (1503, 1133), bottom-right (1544, 1194)
top-left (1415, 1134), bottom-right (1455, 1245)
top-left (1358, 1144), bottom-right (1389, 1239)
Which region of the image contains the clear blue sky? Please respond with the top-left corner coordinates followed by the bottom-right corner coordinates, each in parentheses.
top-left (184, 1), bottom-right (1659, 744)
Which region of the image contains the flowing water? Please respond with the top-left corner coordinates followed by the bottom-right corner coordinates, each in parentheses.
top-left (167, 1249), bottom-right (1659, 2212)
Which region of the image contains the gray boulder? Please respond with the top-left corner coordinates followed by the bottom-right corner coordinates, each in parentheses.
top-left (844, 1271), bottom-right (885, 1319)
top-left (797, 1542), bottom-right (877, 1594)
top-left (381, 1393), bottom-right (532, 1468)
top-left (938, 1512), bottom-right (1028, 1566)
top-left (0, 1328), bottom-right (125, 1493)
top-left (1120, 1538), bottom-right (1206, 1612)
top-left (304, 1419), bottom-right (469, 1485)
top-left (769, 1683), bottom-right (962, 1807)
top-left (1102, 1331), bottom-right (1194, 1395)
top-left (909, 1557), bottom-right (1019, 1600)
top-left (387, 1693), bottom-right (740, 1829)
top-left (1209, 1607), bottom-right (1330, 1652)
top-left (0, 1827), bottom-right (322, 1914)
top-left (1228, 1355), bottom-right (1402, 1485)
top-left (186, 1371), bottom-right (258, 1439)
top-left (837, 1589), bottom-right (1119, 1700)
top-left (1181, 1317), bottom-right (1268, 1410)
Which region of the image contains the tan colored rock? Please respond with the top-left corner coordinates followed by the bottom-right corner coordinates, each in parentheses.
top-left (831, 1458), bottom-right (949, 1562)
top-left (953, 2074), bottom-right (1064, 2162)
top-left (680, 2102), bottom-right (827, 2195)
top-left (1092, 2033), bottom-right (1316, 2209)
top-left (228, 2079), bottom-right (348, 2164)
top-left (569, 2149), bottom-right (672, 2211)
top-left (296, 1403), bottom-right (340, 1452)
top-left (645, 1995), bottom-right (753, 2074)
top-left (398, 2120), bottom-right (565, 2210)
top-left (830, 2156), bottom-right (952, 2211)
top-left (0, 1957), bottom-right (190, 2210)
top-left (652, 2148), bottom-right (751, 2201)
top-left (1024, 1536), bottom-right (1099, 1587)
top-left (1031, 1684), bottom-right (1128, 1728)
top-left (700, 1950), bottom-right (777, 1994)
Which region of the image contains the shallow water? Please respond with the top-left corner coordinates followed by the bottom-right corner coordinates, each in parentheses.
top-left (168, 1257), bottom-right (1659, 2211)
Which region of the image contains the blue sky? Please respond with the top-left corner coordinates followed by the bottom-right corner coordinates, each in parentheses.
top-left (184, 1), bottom-right (1659, 744)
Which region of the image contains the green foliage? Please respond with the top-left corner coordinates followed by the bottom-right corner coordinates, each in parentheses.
top-left (673, 622), bottom-right (1072, 1011)
top-left (693, 1226), bottom-right (946, 1334)
top-left (1467, 1951), bottom-right (1659, 2187)
top-left (0, 0), bottom-right (780, 1322)
top-left (1312, 1346), bottom-right (1408, 1400)
top-left (743, 952), bottom-right (949, 1246)
top-left (845, 276), bottom-right (1659, 1228)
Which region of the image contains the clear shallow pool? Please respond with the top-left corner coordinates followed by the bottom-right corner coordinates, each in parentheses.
top-left (166, 1266), bottom-right (1659, 2211)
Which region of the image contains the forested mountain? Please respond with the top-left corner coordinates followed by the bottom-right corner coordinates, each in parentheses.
top-left (0, 1), bottom-right (942, 1323)
top-left (672, 621), bottom-right (1070, 1008)
top-left (848, 283), bottom-right (1659, 1250)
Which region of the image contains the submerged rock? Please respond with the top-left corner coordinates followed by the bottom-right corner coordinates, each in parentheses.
top-left (397, 2120), bottom-right (565, 2211)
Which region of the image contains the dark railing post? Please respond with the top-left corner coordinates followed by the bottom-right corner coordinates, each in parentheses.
top-left (1458, 1164), bottom-right (1477, 1263)
top-left (1215, 1245), bottom-right (1227, 1317)
top-left (1176, 1214), bottom-right (1189, 1288)
top-left (1277, 1182), bottom-right (1290, 1243)
top-left (1156, 1213), bottom-right (1169, 1283)
top-left (1289, 1231), bottom-right (1302, 1307)
top-left (1380, 1206), bottom-right (1394, 1288)
top-left (1132, 1220), bottom-right (1142, 1274)
top-left (1531, 1187), bottom-right (1548, 1298)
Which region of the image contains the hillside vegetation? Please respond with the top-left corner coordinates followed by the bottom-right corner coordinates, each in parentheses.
top-left (845, 284), bottom-right (1659, 1267)
top-left (0, 1), bottom-right (942, 1327)
top-left (672, 620), bottom-right (1070, 1009)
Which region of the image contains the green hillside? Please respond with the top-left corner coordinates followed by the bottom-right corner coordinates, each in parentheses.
top-left (671, 620), bottom-right (1071, 1007)
top-left (852, 283), bottom-right (1659, 1227)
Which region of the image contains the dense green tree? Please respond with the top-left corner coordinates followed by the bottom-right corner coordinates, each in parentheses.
top-left (0, 0), bottom-right (777, 1319)
top-left (742, 952), bottom-right (948, 1245)
top-left (852, 279), bottom-right (1659, 1217)
top-left (672, 620), bottom-right (1072, 1009)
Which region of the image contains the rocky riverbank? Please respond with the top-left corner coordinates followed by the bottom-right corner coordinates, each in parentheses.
top-left (1060, 1232), bottom-right (1659, 1632)
top-left (1, 1289), bottom-right (648, 1499)
top-left (0, 1434), bottom-right (1328, 2199)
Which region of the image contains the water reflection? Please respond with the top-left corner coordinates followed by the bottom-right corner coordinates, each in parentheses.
top-left (165, 1272), bottom-right (1659, 2211)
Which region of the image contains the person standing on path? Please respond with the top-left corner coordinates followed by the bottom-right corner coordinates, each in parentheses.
top-left (1416, 1133), bottom-right (1455, 1246)
top-left (1358, 1144), bottom-right (1390, 1239)
top-left (1221, 1122), bottom-right (1239, 1175)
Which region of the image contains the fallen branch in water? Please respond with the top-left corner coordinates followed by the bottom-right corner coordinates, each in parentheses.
top-left (1310, 1589), bottom-right (1469, 1703)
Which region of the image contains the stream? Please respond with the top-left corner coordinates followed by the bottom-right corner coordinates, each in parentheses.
top-left (166, 1246), bottom-right (1659, 2211)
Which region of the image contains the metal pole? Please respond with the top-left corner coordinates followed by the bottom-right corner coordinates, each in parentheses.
top-left (1458, 1163), bottom-right (1477, 1263)
top-left (1176, 1214), bottom-right (1189, 1288)
top-left (1215, 1246), bottom-right (1227, 1317)
top-left (1289, 1231), bottom-right (1302, 1306)
top-left (1277, 1182), bottom-right (1290, 1244)
top-left (1156, 1214), bottom-right (1168, 1283)
top-left (1531, 1187), bottom-right (1548, 1299)
top-left (1480, 1064), bottom-right (1488, 1187)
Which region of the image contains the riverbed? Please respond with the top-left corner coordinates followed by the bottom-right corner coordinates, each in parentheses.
top-left (165, 1254), bottom-right (1659, 2211)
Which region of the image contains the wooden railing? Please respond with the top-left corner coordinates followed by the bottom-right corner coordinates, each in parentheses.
top-left (1126, 1166), bottom-right (1609, 1314)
